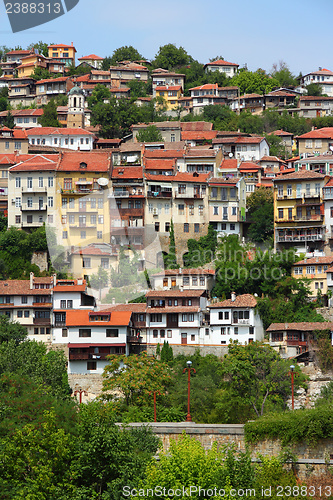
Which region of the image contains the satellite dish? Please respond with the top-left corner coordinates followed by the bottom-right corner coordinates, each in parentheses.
top-left (330, 145), bottom-right (333, 152)
top-left (229, 153), bottom-right (233, 158)
top-left (98, 178), bottom-right (109, 186)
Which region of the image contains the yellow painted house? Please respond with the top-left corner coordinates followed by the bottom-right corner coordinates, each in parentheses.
top-left (54, 151), bottom-right (111, 251)
top-left (48, 43), bottom-right (76, 67)
top-left (292, 256), bottom-right (333, 297)
top-left (17, 53), bottom-right (48, 78)
top-left (273, 170), bottom-right (328, 254)
top-left (155, 85), bottom-right (183, 110)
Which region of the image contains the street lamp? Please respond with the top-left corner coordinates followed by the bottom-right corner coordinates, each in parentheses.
top-left (289, 365), bottom-right (295, 410)
top-left (183, 360), bottom-right (196, 422)
top-left (74, 388), bottom-right (88, 404)
top-left (150, 390), bottom-right (161, 422)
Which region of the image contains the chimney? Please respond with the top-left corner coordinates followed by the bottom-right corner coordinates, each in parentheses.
top-left (319, 67), bottom-right (322, 71)
top-left (53, 273), bottom-right (57, 287)
top-left (179, 268), bottom-right (182, 274)
top-left (112, 297), bottom-right (115, 305)
top-left (231, 291), bottom-right (236, 302)
top-left (77, 278), bottom-right (83, 285)
top-left (180, 285), bottom-right (184, 292)
top-left (125, 299), bottom-right (128, 304)
top-left (316, 257), bottom-right (319, 263)
top-left (71, 42), bottom-right (74, 47)
top-left (30, 272), bottom-right (34, 290)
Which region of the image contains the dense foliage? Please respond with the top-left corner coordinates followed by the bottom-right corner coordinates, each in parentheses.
top-left (183, 224), bottom-right (218, 268)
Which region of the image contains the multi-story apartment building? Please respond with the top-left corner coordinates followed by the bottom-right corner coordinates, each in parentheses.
top-left (150, 268), bottom-right (215, 292)
top-left (16, 53), bottom-right (65, 78)
top-left (27, 127), bottom-right (95, 151)
top-left (297, 128), bottom-right (333, 155)
top-left (189, 84), bottom-right (230, 115)
top-left (231, 93), bottom-right (264, 114)
top-left (8, 154), bottom-right (58, 230)
top-left (78, 54), bottom-right (104, 69)
top-left (213, 136), bottom-right (270, 162)
top-left (300, 68), bottom-right (333, 96)
top-left (145, 289), bottom-right (207, 347)
top-left (52, 278), bottom-right (95, 343)
top-left (70, 243), bottom-right (118, 280)
top-left (208, 177), bottom-right (246, 236)
top-left (295, 155), bottom-right (333, 175)
top-left (292, 256), bottom-right (333, 297)
top-left (66, 309), bottom-right (132, 374)
top-left (273, 170), bottom-right (328, 254)
top-left (0, 273), bottom-right (54, 341)
top-left (109, 165), bottom-right (145, 254)
top-left (323, 177), bottom-right (333, 245)
top-left (298, 96), bottom-right (333, 119)
top-left (155, 85), bottom-right (183, 111)
top-left (110, 62), bottom-right (149, 87)
top-left (132, 122), bottom-right (181, 143)
top-left (204, 59), bottom-right (239, 77)
top-left (54, 151), bottom-right (111, 250)
top-left (0, 109), bottom-right (43, 128)
top-left (238, 162), bottom-right (264, 196)
top-left (0, 127), bottom-right (28, 154)
top-left (8, 77), bottom-right (36, 107)
top-left (48, 43), bottom-right (76, 67)
top-left (35, 76), bottom-right (74, 106)
top-left (152, 69), bottom-right (186, 97)
top-left (0, 49), bottom-right (33, 78)
top-left (208, 293), bottom-right (264, 345)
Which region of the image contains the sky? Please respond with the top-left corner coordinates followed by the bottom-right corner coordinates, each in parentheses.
top-left (0, 0), bottom-right (332, 76)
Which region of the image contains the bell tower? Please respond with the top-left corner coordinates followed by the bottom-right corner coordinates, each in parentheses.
top-left (67, 85), bottom-right (85, 128)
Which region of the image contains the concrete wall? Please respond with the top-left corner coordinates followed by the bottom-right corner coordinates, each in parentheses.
top-left (125, 422), bottom-right (333, 479)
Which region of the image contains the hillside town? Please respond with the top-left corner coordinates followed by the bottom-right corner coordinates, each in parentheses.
top-left (0, 42), bottom-right (333, 386)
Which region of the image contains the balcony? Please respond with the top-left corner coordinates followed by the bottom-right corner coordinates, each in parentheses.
top-left (293, 214), bottom-right (324, 222)
top-left (33, 317), bottom-right (51, 325)
top-left (127, 336), bottom-right (143, 344)
top-left (174, 190), bottom-right (203, 199)
top-left (276, 233), bottom-right (324, 242)
top-left (110, 208), bottom-right (144, 218)
top-left (22, 186), bottom-right (47, 194)
top-left (147, 190), bottom-right (172, 198)
top-left (287, 340), bottom-right (308, 347)
top-left (21, 203), bottom-right (47, 211)
top-left (22, 220), bottom-right (44, 228)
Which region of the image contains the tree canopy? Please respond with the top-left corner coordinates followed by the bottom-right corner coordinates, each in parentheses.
top-left (152, 44), bottom-right (193, 70)
top-left (38, 99), bottom-right (60, 127)
top-left (109, 45), bottom-right (144, 66)
top-left (136, 124), bottom-right (163, 142)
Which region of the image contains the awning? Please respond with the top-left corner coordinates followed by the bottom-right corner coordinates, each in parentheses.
top-left (148, 182), bottom-right (172, 188)
top-left (75, 181), bottom-right (93, 185)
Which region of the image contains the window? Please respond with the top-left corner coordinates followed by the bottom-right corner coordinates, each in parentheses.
top-left (68, 214), bottom-right (75, 225)
top-left (184, 223), bottom-right (189, 233)
top-left (194, 223), bottom-right (199, 233)
top-left (48, 176), bottom-right (53, 188)
top-left (87, 361), bottom-right (96, 370)
top-left (81, 231), bottom-right (86, 239)
top-left (15, 197), bottom-right (21, 208)
top-left (97, 231), bottom-right (103, 239)
top-left (278, 208), bottom-right (284, 219)
top-left (21, 296), bottom-right (27, 304)
top-left (221, 327), bottom-right (226, 335)
top-left (60, 300), bottom-right (66, 309)
top-left (306, 266), bottom-right (315, 274)
top-left (165, 203), bottom-right (170, 214)
top-left (82, 257), bottom-right (91, 268)
top-left (64, 178), bottom-right (72, 190)
top-left (183, 277), bottom-right (190, 286)
top-left (163, 278), bottom-right (168, 287)
top-left (48, 197), bottom-right (53, 208)
top-left (191, 334), bottom-right (195, 341)
top-left (17, 310), bottom-right (23, 318)
top-left (27, 197), bottom-right (33, 208)
top-left (234, 327), bottom-right (238, 335)
top-left (90, 214), bottom-right (96, 225)
top-left (189, 205), bottom-right (194, 215)
top-left (188, 314), bottom-right (194, 322)
top-left (79, 329), bottom-right (91, 337)
top-left (101, 258), bottom-right (109, 269)
top-left (62, 231), bottom-right (67, 239)
top-left (198, 205), bottom-right (203, 216)
top-left (213, 206), bottom-right (218, 215)
top-left (15, 215), bottom-right (21, 224)
top-left (165, 222), bottom-right (170, 232)
top-left (98, 198), bottom-right (103, 209)
top-left (62, 328), bottom-right (68, 337)
top-left (155, 222), bottom-right (160, 232)
top-left (167, 330), bottom-right (172, 338)
top-left (27, 215), bottom-right (33, 224)
top-left (160, 329), bottom-right (165, 338)
top-left (153, 330), bottom-right (158, 338)
top-left (200, 277), bottom-right (205, 286)
top-left (38, 177), bottom-right (43, 188)
top-left (15, 177), bottom-right (21, 188)
top-left (182, 314), bottom-right (188, 322)
top-left (219, 312), bottom-right (223, 320)
top-left (106, 329), bottom-right (119, 337)
top-left (5, 141), bottom-right (9, 149)
top-left (151, 314), bottom-right (162, 322)
top-left (24, 311), bottom-right (29, 318)
top-left (225, 311), bottom-right (229, 320)
top-left (230, 224), bottom-right (235, 231)
top-left (287, 184), bottom-right (292, 196)
top-left (14, 142), bottom-right (21, 150)
top-left (98, 215), bottom-right (104, 224)
top-left (178, 203), bottom-right (185, 215)
top-left (288, 208), bottom-right (292, 220)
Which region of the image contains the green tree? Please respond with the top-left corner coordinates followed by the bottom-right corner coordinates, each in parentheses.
top-left (136, 124), bottom-right (163, 142)
top-left (270, 61), bottom-right (298, 88)
top-left (101, 56), bottom-right (112, 71)
top-left (306, 83), bottom-right (322, 96)
top-left (152, 44), bottom-right (193, 70)
top-left (109, 45), bottom-right (143, 65)
top-left (38, 99), bottom-right (60, 127)
top-left (265, 133), bottom-right (288, 158)
top-left (27, 41), bottom-right (50, 57)
top-left (0, 315), bottom-right (27, 344)
top-left (90, 98), bottom-right (140, 138)
top-left (221, 342), bottom-right (307, 418)
top-left (230, 69), bottom-right (279, 95)
top-left (160, 341), bottom-right (173, 363)
top-left (90, 266), bottom-right (109, 301)
top-left (31, 66), bottom-right (57, 80)
top-left (127, 79), bottom-right (150, 99)
top-left (87, 83), bottom-right (111, 108)
top-left (183, 223), bottom-right (217, 268)
top-left (102, 352), bottom-right (172, 406)
top-left (3, 110), bottom-right (14, 129)
top-left (139, 433), bottom-right (254, 498)
top-left (66, 63), bottom-right (91, 76)
top-left (163, 219), bottom-right (178, 269)
top-left (247, 187), bottom-right (274, 243)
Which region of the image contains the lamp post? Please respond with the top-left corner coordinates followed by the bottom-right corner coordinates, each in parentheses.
top-left (151, 390), bottom-right (161, 422)
top-left (289, 365), bottom-right (295, 410)
top-left (183, 360), bottom-right (196, 422)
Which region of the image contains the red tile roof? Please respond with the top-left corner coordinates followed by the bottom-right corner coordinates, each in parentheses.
top-left (273, 170), bottom-right (326, 181)
top-left (209, 294), bottom-right (257, 308)
top-left (10, 154), bottom-right (59, 172)
top-left (267, 322), bottom-right (332, 332)
top-left (78, 54), bottom-right (104, 60)
top-left (219, 158), bottom-right (238, 169)
top-left (144, 150), bottom-right (185, 158)
top-left (205, 59), bottom-right (238, 67)
top-left (66, 310), bottom-right (131, 327)
top-left (144, 159), bottom-right (175, 170)
top-left (71, 244), bottom-right (115, 256)
top-left (297, 128), bottom-right (333, 139)
top-left (99, 303), bottom-right (146, 313)
top-left (209, 177), bottom-right (239, 185)
top-left (260, 155), bottom-right (286, 162)
top-left (0, 280), bottom-right (52, 295)
top-left (57, 151), bottom-right (110, 172)
top-left (181, 131), bottom-right (217, 141)
top-left (174, 172), bottom-right (210, 183)
top-left (36, 76), bottom-right (70, 84)
top-left (146, 290), bottom-right (205, 298)
top-left (155, 85), bottom-right (182, 91)
top-left (181, 122), bottom-right (213, 132)
top-left (27, 127), bottom-right (94, 137)
top-left (293, 256), bottom-right (333, 266)
top-left (269, 129), bottom-right (294, 137)
top-left (189, 84), bottom-right (218, 91)
top-left (49, 44), bottom-right (76, 50)
top-left (112, 166), bottom-right (143, 179)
